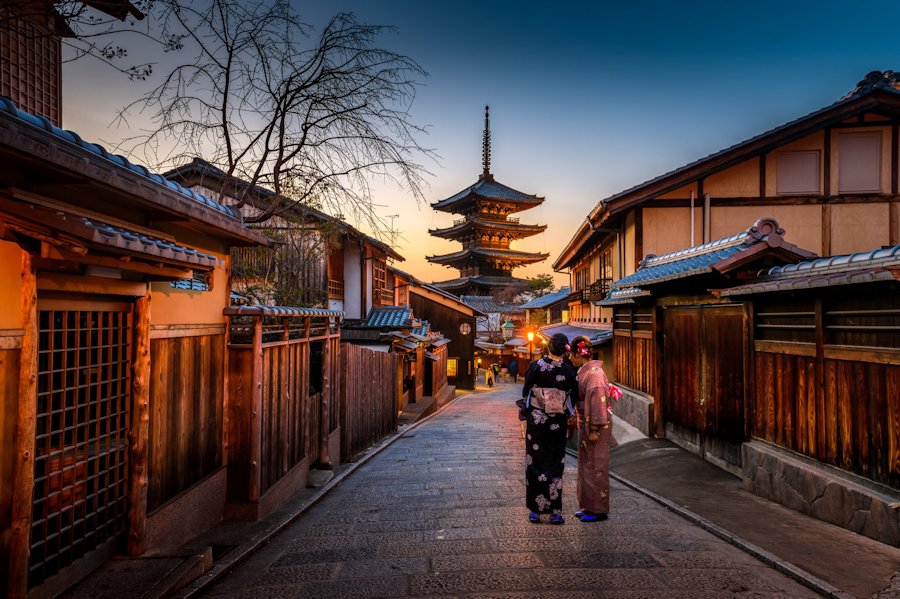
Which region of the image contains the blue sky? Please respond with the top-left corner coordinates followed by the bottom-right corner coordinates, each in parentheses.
top-left (63, 0), bottom-right (900, 286)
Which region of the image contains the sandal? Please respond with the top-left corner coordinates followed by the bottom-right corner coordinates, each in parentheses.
top-left (574, 510), bottom-right (585, 519)
top-left (580, 513), bottom-right (608, 523)
top-left (548, 514), bottom-right (565, 525)
top-left (528, 512), bottom-right (541, 524)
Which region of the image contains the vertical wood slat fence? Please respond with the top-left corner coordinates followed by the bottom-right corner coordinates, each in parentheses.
top-left (752, 296), bottom-right (900, 489)
top-left (340, 343), bottom-right (398, 461)
top-left (224, 307), bottom-right (341, 502)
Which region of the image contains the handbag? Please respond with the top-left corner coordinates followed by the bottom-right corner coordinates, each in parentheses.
top-left (530, 387), bottom-right (568, 415)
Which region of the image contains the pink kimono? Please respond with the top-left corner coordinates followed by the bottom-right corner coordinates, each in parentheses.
top-left (575, 360), bottom-right (612, 515)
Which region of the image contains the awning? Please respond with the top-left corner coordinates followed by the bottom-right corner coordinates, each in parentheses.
top-left (430, 338), bottom-right (451, 348)
top-left (394, 340), bottom-right (419, 351)
top-left (424, 351), bottom-right (440, 361)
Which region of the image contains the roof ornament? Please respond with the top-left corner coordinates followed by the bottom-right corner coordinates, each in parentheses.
top-left (482, 105), bottom-right (492, 179)
top-left (843, 70), bottom-right (900, 99)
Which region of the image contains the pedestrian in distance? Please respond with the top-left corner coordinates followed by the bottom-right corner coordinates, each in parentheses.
top-left (486, 366), bottom-right (494, 388)
top-left (517, 332), bottom-right (578, 524)
top-left (491, 361), bottom-right (501, 384)
top-left (569, 336), bottom-right (620, 523)
top-left (508, 359), bottom-right (519, 383)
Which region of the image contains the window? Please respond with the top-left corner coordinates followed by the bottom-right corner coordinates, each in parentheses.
top-left (459, 322), bottom-right (472, 335)
top-left (447, 358), bottom-right (458, 377)
top-left (776, 151), bottom-right (819, 194)
top-left (839, 132), bottom-right (881, 193)
top-left (170, 270), bottom-right (212, 292)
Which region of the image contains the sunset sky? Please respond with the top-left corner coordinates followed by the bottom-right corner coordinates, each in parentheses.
top-left (62, 0), bottom-right (900, 288)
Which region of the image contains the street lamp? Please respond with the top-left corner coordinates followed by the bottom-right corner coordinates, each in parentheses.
top-left (501, 318), bottom-right (515, 341)
top-left (527, 330), bottom-right (534, 358)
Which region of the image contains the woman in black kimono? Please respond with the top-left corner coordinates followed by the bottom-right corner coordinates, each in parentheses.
top-left (518, 333), bottom-right (578, 524)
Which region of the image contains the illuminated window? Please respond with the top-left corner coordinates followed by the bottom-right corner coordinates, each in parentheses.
top-left (459, 322), bottom-right (472, 335)
top-left (447, 358), bottom-right (458, 377)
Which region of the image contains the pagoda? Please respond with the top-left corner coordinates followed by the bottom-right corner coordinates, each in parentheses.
top-left (428, 107), bottom-right (549, 295)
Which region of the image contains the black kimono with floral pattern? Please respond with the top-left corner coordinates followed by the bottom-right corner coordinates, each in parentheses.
top-left (518, 356), bottom-right (578, 516)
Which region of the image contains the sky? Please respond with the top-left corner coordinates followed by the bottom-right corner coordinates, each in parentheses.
top-left (62, 0), bottom-right (900, 288)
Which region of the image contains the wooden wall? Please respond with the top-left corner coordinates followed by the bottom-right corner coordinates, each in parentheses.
top-left (340, 343), bottom-right (398, 460)
top-left (0, 344), bottom-right (20, 589)
top-left (752, 291), bottom-right (900, 489)
top-left (613, 334), bottom-right (656, 395)
top-left (409, 292), bottom-right (475, 389)
top-left (148, 334), bottom-right (224, 511)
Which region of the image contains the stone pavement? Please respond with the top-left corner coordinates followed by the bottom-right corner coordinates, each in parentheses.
top-left (195, 384), bottom-right (822, 598)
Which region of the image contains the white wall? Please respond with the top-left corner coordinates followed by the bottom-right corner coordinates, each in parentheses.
top-left (343, 245), bottom-right (362, 319)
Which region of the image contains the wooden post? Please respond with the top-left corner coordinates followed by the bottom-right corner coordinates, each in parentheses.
top-left (127, 291), bottom-right (151, 556)
top-left (319, 324), bottom-right (331, 467)
top-left (8, 252), bottom-right (37, 599)
top-left (249, 316), bottom-right (263, 501)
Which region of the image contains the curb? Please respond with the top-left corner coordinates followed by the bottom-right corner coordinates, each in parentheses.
top-left (607, 468), bottom-right (855, 599)
top-left (170, 389), bottom-right (467, 598)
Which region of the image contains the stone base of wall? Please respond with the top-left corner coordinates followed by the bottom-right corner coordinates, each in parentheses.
top-left (742, 440), bottom-right (900, 547)
top-left (611, 385), bottom-right (654, 437)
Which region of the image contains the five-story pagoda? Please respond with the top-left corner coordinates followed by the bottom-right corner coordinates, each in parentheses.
top-left (428, 107), bottom-right (548, 295)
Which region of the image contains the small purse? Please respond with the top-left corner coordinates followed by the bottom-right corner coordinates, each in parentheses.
top-left (530, 387), bottom-right (568, 415)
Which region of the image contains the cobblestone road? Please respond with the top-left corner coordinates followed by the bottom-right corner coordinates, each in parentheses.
top-left (201, 385), bottom-right (819, 598)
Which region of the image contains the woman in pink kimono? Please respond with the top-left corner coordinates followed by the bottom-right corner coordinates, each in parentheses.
top-left (569, 336), bottom-right (616, 522)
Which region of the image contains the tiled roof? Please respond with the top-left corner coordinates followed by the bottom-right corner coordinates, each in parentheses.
top-left (433, 275), bottom-right (530, 292)
top-left (427, 247), bottom-right (549, 265)
top-left (223, 306), bottom-right (343, 317)
top-left (432, 176), bottom-right (544, 213)
top-left (87, 220), bottom-right (220, 267)
top-left (519, 287), bottom-right (571, 309)
top-left (0, 98), bottom-right (238, 218)
top-left (538, 323), bottom-right (613, 346)
top-left (429, 217), bottom-right (546, 238)
top-left (594, 287), bottom-right (652, 306)
top-left (722, 244), bottom-right (900, 297)
top-left (365, 306), bottom-right (413, 328)
top-left (611, 217), bottom-right (810, 290)
top-left (460, 296), bottom-right (524, 315)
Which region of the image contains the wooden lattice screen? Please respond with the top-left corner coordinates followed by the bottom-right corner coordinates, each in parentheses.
top-left (30, 303), bottom-right (131, 587)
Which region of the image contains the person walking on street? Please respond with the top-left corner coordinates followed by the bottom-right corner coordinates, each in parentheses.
top-left (491, 361), bottom-right (501, 384)
top-left (508, 359), bottom-right (519, 383)
top-left (569, 336), bottom-right (618, 522)
top-left (517, 333), bottom-right (578, 524)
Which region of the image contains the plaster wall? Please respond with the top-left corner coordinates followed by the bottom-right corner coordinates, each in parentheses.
top-left (704, 159), bottom-right (760, 197)
top-left (656, 182), bottom-right (698, 200)
top-left (623, 212), bottom-right (636, 277)
top-left (0, 241), bottom-right (24, 329)
top-left (830, 203), bottom-right (891, 255)
top-left (642, 207), bottom-right (702, 257)
top-left (710, 205), bottom-right (823, 255)
top-left (343, 245), bottom-right (362, 319)
top-left (149, 258), bottom-right (230, 326)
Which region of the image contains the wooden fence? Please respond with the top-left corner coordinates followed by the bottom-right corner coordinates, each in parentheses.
top-left (752, 295), bottom-right (900, 488)
top-left (148, 333), bottom-right (224, 511)
top-left (341, 343), bottom-right (398, 460)
top-left (224, 307), bottom-right (341, 502)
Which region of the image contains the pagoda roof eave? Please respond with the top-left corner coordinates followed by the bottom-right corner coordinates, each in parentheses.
top-left (428, 219), bottom-right (547, 239)
top-left (431, 176), bottom-right (544, 213)
top-left (426, 248), bottom-right (549, 265)
top-left (432, 275), bottom-right (530, 291)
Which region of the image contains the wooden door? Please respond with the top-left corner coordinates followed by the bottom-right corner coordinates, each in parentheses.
top-left (663, 305), bottom-right (746, 467)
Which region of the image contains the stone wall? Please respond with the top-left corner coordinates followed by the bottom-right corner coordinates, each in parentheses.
top-left (742, 440), bottom-right (900, 547)
top-left (611, 385), bottom-right (654, 437)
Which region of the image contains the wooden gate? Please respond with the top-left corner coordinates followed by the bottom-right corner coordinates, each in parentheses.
top-left (30, 299), bottom-right (132, 588)
top-left (663, 304), bottom-right (746, 468)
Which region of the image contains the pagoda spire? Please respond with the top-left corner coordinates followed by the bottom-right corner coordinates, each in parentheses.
top-left (482, 105), bottom-right (491, 179)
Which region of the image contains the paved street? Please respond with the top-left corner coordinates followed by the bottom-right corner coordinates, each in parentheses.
top-left (200, 385), bottom-right (819, 598)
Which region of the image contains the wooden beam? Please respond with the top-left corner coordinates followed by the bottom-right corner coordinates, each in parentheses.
top-left (822, 204), bottom-right (832, 256)
top-left (892, 123), bottom-right (899, 195)
top-left (824, 128), bottom-right (832, 197)
top-left (759, 154), bottom-right (767, 200)
top-left (8, 252), bottom-right (37, 599)
top-left (319, 330), bottom-right (332, 467)
top-left (37, 273), bottom-right (148, 296)
top-left (633, 208), bottom-right (643, 272)
top-left (127, 293), bottom-right (151, 556)
top-left (35, 252), bottom-right (193, 280)
top-left (249, 316), bottom-right (263, 502)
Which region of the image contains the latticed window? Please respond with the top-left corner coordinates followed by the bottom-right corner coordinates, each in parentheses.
top-left (31, 303), bottom-right (132, 587)
top-left (372, 258), bottom-right (388, 305)
top-left (0, 11), bottom-right (61, 124)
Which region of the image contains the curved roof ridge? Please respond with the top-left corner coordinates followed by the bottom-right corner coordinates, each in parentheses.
top-left (642, 217), bottom-right (783, 268)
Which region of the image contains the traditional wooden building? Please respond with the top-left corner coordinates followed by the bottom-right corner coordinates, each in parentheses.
top-left (166, 158), bottom-right (404, 317)
top-left (599, 218), bottom-right (900, 545)
top-left (555, 70), bottom-right (900, 329)
top-left (428, 107), bottom-right (548, 295)
top-left (0, 98), bottom-right (274, 597)
top-left (519, 286), bottom-right (571, 327)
